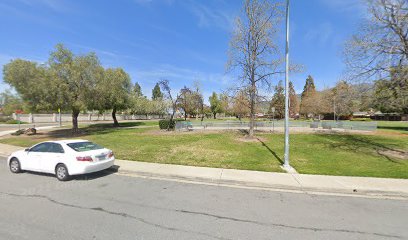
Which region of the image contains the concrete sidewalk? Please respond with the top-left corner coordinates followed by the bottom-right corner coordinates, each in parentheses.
top-left (1, 142), bottom-right (407, 199)
top-left (0, 125), bottom-right (62, 137)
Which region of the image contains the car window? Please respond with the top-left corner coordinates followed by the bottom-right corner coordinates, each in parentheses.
top-left (48, 143), bottom-right (65, 153)
top-left (67, 142), bottom-right (103, 152)
top-left (30, 143), bottom-right (52, 153)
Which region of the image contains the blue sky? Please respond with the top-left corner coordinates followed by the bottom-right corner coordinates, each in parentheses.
top-left (0, 0), bottom-right (366, 101)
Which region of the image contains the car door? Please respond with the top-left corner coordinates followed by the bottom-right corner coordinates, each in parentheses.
top-left (40, 143), bottom-right (65, 174)
top-left (25, 143), bottom-right (52, 171)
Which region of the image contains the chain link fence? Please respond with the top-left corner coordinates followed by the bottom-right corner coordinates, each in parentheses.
top-left (175, 120), bottom-right (377, 132)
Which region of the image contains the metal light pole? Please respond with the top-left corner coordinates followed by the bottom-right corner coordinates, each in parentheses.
top-left (59, 108), bottom-right (62, 127)
top-left (333, 97), bottom-right (336, 122)
top-left (283, 0), bottom-right (291, 169)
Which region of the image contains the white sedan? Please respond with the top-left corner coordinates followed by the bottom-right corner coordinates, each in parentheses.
top-left (7, 140), bottom-right (115, 181)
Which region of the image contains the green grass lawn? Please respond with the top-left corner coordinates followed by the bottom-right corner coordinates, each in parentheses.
top-left (1, 121), bottom-right (407, 178)
top-left (376, 121), bottom-right (408, 134)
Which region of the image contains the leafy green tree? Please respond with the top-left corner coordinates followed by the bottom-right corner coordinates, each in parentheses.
top-left (131, 96), bottom-right (150, 116)
top-left (372, 67), bottom-right (408, 113)
top-left (0, 90), bottom-right (27, 115)
top-left (177, 86), bottom-right (193, 120)
top-left (96, 68), bottom-right (132, 126)
top-left (300, 75), bottom-right (317, 118)
top-left (233, 90), bottom-right (250, 121)
top-left (4, 44), bottom-right (103, 133)
top-left (177, 85), bottom-right (203, 120)
top-left (289, 81), bottom-right (298, 117)
top-left (133, 82), bottom-right (143, 97)
top-left (3, 59), bottom-right (53, 113)
top-left (149, 99), bottom-right (167, 116)
top-left (209, 92), bottom-right (222, 119)
top-left (270, 81), bottom-right (285, 119)
top-left (220, 93), bottom-right (233, 116)
top-left (152, 83), bottom-right (163, 100)
top-left (49, 44), bottom-right (103, 132)
top-left (332, 81), bottom-right (358, 119)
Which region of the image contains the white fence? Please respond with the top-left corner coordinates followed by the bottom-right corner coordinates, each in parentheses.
top-left (12, 113), bottom-right (166, 123)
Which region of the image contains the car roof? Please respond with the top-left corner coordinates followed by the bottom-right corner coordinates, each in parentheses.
top-left (47, 139), bottom-right (89, 144)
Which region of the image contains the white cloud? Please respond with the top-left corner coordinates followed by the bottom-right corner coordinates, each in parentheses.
top-left (16, 0), bottom-right (72, 12)
top-left (184, 1), bottom-right (236, 31)
top-left (304, 22), bottom-right (334, 45)
top-left (318, 0), bottom-right (366, 14)
top-left (135, 64), bottom-right (231, 85)
top-left (130, 64), bottom-right (233, 99)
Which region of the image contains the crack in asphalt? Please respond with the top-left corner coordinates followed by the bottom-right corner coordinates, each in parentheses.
top-left (176, 209), bottom-right (402, 239)
top-left (1, 191), bottom-right (403, 239)
top-left (0, 192), bottom-right (231, 240)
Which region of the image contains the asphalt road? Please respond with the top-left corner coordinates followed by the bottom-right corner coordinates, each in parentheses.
top-left (0, 156), bottom-right (407, 240)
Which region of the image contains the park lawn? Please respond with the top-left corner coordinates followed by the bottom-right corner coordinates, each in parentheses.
top-left (376, 121), bottom-right (408, 134)
top-left (1, 121), bottom-right (407, 178)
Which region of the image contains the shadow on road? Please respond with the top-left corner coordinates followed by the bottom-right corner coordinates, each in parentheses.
top-left (22, 165), bottom-right (120, 181)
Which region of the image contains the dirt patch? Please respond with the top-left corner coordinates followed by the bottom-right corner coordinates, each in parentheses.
top-left (378, 150), bottom-right (408, 160)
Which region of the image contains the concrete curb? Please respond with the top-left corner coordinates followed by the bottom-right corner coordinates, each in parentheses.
top-left (113, 160), bottom-right (408, 200)
top-left (1, 141), bottom-right (407, 200)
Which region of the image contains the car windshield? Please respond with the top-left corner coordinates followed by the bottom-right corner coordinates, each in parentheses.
top-left (67, 142), bottom-right (104, 152)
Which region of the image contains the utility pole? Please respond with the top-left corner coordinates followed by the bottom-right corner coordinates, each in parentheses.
top-left (283, 0), bottom-right (292, 170)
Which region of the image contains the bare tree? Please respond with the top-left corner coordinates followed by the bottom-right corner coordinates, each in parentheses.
top-left (233, 90), bottom-right (251, 121)
top-left (333, 81), bottom-right (359, 119)
top-left (227, 0), bottom-right (284, 137)
top-left (344, 0), bottom-right (408, 82)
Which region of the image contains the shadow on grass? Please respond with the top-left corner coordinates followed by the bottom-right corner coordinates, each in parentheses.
top-left (237, 129), bottom-right (284, 165)
top-left (315, 134), bottom-right (406, 164)
top-left (377, 126), bottom-right (408, 132)
top-left (257, 138), bottom-right (284, 165)
top-left (39, 122), bottom-right (148, 139)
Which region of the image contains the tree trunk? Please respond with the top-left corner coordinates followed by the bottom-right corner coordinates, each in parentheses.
top-left (72, 109), bottom-right (80, 134)
top-left (112, 107), bottom-right (119, 127)
top-left (213, 113), bottom-right (217, 119)
top-left (184, 112), bottom-right (187, 121)
top-left (168, 103), bottom-right (176, 131)
top-left (249, 80), bottom-right (256, 137)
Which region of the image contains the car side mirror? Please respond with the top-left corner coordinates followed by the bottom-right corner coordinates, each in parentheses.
top-left (24, 148), bottom-right (30, 152)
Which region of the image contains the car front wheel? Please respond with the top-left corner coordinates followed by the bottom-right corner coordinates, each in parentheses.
top-left (9, 158), bottom-right (22, 173)
top-left (55, 164), bottom-right (70, 181)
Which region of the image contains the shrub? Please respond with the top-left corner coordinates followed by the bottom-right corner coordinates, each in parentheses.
top-left (159, 119), bottom-right (176, 130)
